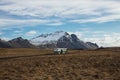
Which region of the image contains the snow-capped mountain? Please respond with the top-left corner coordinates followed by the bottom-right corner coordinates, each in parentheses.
top-left (0, 31), bottom-right (99, 49)
top-left (30, 31), bottom-right (69, 45)
top-left (30, 31), bottom-right (99, 49)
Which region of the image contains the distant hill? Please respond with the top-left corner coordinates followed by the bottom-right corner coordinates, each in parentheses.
top-left (8, 37), bottom-right (35, 48)
top-left (0, 39), bottom-right (12, 48)
top-left (30, 31), bottom-right (99, 49)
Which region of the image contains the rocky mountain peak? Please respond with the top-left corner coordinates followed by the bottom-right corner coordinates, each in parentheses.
top-left (0, 31), bottom-right (99, 49)
top-left (30, 31), bottom-right (99, 49)
top-left (10, 37), bottom-right (25, 42)
top-left (8, 37), bottom-right (35, 48)
top-left (30, 31), bottom-right (69, 45)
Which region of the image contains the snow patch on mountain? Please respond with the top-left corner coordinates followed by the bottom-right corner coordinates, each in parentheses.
top-left (30, 31), bottom-right (68, 45)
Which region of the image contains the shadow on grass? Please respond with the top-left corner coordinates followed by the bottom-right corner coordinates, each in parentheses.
top-left (0, 53), bottom-right (55, 60)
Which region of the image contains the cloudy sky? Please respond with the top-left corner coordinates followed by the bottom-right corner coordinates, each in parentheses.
top-left (0, 0), bottom-right (120, 47)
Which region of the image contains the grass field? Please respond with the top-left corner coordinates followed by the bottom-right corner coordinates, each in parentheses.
top-left (0, 48), bottom-right (120, 80)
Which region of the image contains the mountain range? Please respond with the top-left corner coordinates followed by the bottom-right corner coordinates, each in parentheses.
top-left (0, 31), bottom-right (99, 49)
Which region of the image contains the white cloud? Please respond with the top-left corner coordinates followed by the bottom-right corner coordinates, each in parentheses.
top-left (83, 33), bottom-right (120, 47)
top-left (68, 31), bottom-right (83, 39)
top-left (0, 0), bottom-right (120, 26)
top-left (71, 14), bottom-right (120, 23)
top-left (46, 21), bottom-right (64, 26)
top-left (0, 18), bottom-right (50, 27)
top-left (68, 31), bottom-right (120, 47)
top-left (0, 18), bottom-right (64, 29)
top-left (14, 30), bottom-right (22, 33)
top-left (26, 30), bottom-right (37, 36)
top-left (12, 30), bottom-right (23, 37)
top-left (1, 37), bottom-right (10, 41)
top-left (0, 32), bottom-right (3, 35)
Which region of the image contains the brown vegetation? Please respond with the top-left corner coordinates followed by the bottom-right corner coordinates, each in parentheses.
top-left (0, 48), bottom-right (120, 80)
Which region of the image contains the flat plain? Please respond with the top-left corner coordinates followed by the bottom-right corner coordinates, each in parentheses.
top-left (0, 48), bottom-right (120, 80)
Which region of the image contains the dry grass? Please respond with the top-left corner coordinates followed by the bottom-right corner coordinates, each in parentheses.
top-left (0, 48), bottom-right (120, 80)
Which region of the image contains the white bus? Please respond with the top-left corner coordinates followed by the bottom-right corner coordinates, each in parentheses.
top-left (54, 48), bottom-right (67, 54)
